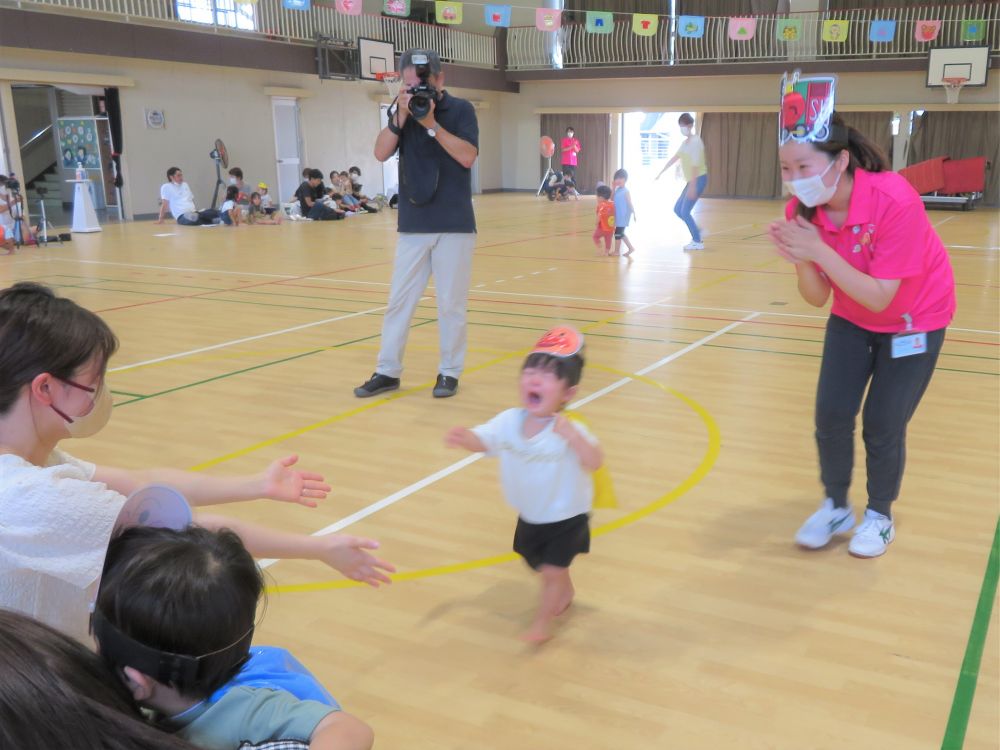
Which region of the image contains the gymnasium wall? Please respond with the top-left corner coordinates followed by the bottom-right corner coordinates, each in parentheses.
top-left (0, 48), bottom-right (506, 218)
top-left (499, 70), bottom-right (1000, 190)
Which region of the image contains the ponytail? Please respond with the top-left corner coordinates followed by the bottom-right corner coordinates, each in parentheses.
top-left (796, 112), bottom-right (890, 220)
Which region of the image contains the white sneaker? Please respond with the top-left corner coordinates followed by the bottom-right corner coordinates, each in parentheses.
top-left (683, 241), bottom-right (705, 251)
top-left (848, 510), bottom-right (895, 558)
top-left (795, 498), bottom-right (855, 549)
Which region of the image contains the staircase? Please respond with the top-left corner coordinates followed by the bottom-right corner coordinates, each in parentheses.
top-left (26, 165), bottom-right (65, 217)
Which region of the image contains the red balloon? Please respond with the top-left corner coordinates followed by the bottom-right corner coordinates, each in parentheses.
top-left (540, 136), bottom-right (555, 158)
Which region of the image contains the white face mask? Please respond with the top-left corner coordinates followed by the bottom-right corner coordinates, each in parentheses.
top-left (228, 177), bottom-right (237, 185)
top-left (680, 125), bottom-right (692, 136)
top-left (50, 381), bottom-right (113, 439)
top-left (784, 159), bottom-right (841, 208)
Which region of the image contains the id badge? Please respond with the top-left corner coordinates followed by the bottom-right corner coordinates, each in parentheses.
top-left (891, 331), bottom-right (927, 359)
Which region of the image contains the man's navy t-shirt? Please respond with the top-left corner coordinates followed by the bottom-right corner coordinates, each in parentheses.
top-left (396, 90), bottom-right (478, 234)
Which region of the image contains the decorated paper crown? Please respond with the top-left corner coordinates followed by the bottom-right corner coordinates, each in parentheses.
top-left (778, 70), bottom-right (843, 147)
top-left (532, 326), bottom-right (584, 358)
top-left (257, 182), bottom-right (268, 189)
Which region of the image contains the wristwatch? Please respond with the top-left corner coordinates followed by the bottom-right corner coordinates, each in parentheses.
top-left (426, 127), bottom-right (438, 138)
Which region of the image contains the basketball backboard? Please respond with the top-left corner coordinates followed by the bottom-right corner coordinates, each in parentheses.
top-left (359, 38), bottom-right (396, 81)
top-left (927, 46), bottom-right (989, 87)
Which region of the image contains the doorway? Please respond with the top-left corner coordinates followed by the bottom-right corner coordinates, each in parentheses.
top-left (271, 97), bottom-right (302, 202)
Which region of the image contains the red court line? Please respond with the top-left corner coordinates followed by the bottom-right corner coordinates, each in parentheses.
top-left (93, 261), bottom-right (390, 313)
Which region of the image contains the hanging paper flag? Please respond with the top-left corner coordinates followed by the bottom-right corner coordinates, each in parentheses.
top-left (728, 17), bottom-right (757, 41)
top-left (283, 0), bottom-right (309, 10)
top-left (962, 19), bottom-right (986, 41)
top-left (383, 0), bottom-right (410, 17)
top-left (335, 0), bottom-right (361, 15)
top-left (632, 13), bottom-right (658, 37)
top-left (914, 19), bottom-right (941, 42)
top-left (435, 1), bottom-right (462, 24)
top-left (677, 16), bottom-right (705, 39)
top-left (822, 20), bottom-right (850, 42)
top-left (868, 20), bottom-right (895, 43)
top-left (536, 8), bottom-right (561, 32)
top-left (483, 4), bottom-right (510, 28)
top-left (775, 18), bottom-right (801, 42)
top-left (585, 10), bottom-right (613, 34)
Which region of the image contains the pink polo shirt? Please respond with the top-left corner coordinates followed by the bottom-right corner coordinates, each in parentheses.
top-left (785, 169), bottom-right (955, 333)
top-left (561, 137), bottom-right (580, 167)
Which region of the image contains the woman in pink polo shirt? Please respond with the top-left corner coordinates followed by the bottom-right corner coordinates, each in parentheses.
top-left (769, 78), bottom-right (955, 559)
top-left (560, 126), bottom-right (581, 181)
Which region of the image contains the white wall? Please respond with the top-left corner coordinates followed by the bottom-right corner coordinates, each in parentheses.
top-left (0, 48), bottom-right (505, 216)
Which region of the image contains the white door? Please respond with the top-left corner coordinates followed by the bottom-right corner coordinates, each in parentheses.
top-left (271, 97), bottom-right (302, 203)
top-left (379, 103), bottom-right (399, 197)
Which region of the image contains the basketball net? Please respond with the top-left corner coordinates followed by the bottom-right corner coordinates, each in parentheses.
top-left (376, 71), bottom-right (403, 102)
top-left (942, 77), bottom-right (967, 105)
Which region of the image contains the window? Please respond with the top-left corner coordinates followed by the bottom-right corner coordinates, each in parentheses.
top-left (175, 0), bottom-right (255, 31)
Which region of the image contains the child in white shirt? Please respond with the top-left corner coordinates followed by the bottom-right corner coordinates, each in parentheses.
top-left (445, 326), bottom-right (603, 643)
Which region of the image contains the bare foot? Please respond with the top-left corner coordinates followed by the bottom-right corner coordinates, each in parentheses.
top-left (556, 596), bottom-right (573, 616)
top-left (520, 624), bottom-right (553, 644)
top-left (623, 249), bottom-right (634, 257)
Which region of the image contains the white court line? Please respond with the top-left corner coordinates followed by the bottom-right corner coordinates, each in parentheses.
top-left (56, 258), bottom-right (299, 279)
top-left (108, 302), bottom-right (406, 372)
top-left (257, 311), bottom-right (758, 568)
top-left (933, 216), bottom-right (956, 228)
top-left (950, 245), bottom-right (1000, 251)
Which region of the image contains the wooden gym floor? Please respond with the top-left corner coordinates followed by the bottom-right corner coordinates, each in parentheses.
top-left (2, 192), bottom-right (997, 749)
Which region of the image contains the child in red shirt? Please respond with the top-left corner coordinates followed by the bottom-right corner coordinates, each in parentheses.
top-left (593, 184), bottom-right (614, 256)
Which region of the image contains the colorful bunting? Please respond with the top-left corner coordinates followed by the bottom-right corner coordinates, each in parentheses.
top-left (914, 19), bottom-right (941, 42)
top-left (868, 20), bottom-right (896, 43)
top-left (283, 0), bottom-right (309, 10)
top-left (962, 19), bottom-right (986, 41)
top-left (435, 1), bottom-right (462, 25)
top-left (728, 17), bottom-right (757, 41)
top-left (335, 0), bottom-right (361, 15)
top-left (586, 10), bottom-right (614, 34)
top-left (483, 4), bottom-right (510, 28)
top-left (383, 0), bottom-right (410, 17)
top-left (677, 15), bottom-right (705, 39)
top-left (776, 18), bottom-right (801, 42)
top-left (632, 13), bottom-right (658, 36)
top-left (536, 8), bottom-right (561, 32)
top-left (821, 20), bottom-right (850, 43)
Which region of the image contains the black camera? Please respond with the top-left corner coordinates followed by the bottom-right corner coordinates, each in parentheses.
top-left (4, 178), bottom-right (19, 192)
top-left (406, 54), bottom-right (438, 120)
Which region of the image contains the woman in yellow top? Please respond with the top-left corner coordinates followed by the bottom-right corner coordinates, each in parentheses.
top-left (656, 113), bottom-right (709, 251)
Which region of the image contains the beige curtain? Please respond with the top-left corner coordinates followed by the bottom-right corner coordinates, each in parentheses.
top-left (909, 111), bottom-right (1000, 205)
top-left (540, 114), bottom-right (610, 195)
top-left (839, 111), bottom-right (894, 165)
top-left (701, 112), bottom-right (782, 198)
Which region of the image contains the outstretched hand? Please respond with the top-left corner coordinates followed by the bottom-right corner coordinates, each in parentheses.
top-left (261, 455), bottom-right (331, 508)
top-left (319, 535), bottom-right (396, 587)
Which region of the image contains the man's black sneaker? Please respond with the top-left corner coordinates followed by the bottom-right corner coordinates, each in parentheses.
top-left (432, 374), bottom-right (459, 398)
top-left (354, 372), bottom-right (400, 398)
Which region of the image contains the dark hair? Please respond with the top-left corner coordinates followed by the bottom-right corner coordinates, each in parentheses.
top-left (596, 185), bottom-right (612, 200)
top-left (678, 113), bottom-right (694, 127)
top-left (0, 610), bottom-right (196, 750)
top-left (248, 192), bottom-right (263, 215)
top-left (566, 126), bottom-right (575, 133)
top-left (96, 526), bottom-right (264, 699)
top-left (166, 166), bottom-right (181, 180)
top-left (522, 351), bottom-right (585, 388)
top-left (329, 170), bottom-right (338, 180)
top-left (613, 168), bottom-right (628, 181)
top-left (795, 111), bottom-right (890, 220)
top-left (348, 166), bottom-right (361, 175)
top-left (228, 167), bottom-right (243, 180)
top-left (307, 168), bottom-right (324, 181)
top-left (225, 185), bottom-right (239, 201)
top-left (399, 48), bottom-right (442, 76)
top-left (302, 167), bottom-right (310, 178)
top-left (0, 283), bottom-right (118, 416)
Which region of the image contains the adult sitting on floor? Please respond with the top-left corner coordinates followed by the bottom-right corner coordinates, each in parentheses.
top-left (155, 167), bottom-right (219, 226)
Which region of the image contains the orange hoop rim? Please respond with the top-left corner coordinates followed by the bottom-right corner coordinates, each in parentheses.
top-left (941, 76), bottom-right (969, 87)
top-left (375, 71), bottom-right (401, 81)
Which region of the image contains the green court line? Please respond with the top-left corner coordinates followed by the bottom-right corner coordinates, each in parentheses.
top-left (110, 389), bottom-right (148, 398)
top-left (941, 518), bottom-right (999, 750)
top-left (112, 320), bottom-right (436, 408)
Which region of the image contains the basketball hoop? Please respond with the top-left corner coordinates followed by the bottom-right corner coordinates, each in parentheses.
top-left (942, 77), bottom-right (967, 104)
top-left (375, 71), bottom-right (403, 101)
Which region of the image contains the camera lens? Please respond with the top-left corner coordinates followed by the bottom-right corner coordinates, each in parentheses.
top-left (408, 93), bottom-right (431, 120)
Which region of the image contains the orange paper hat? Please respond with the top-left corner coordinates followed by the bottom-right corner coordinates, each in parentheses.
top-left (532, 326), bottom-right (584, 358)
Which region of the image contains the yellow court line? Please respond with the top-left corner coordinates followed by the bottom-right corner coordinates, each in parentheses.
top-left (265, 367), bottom-right (721, 595)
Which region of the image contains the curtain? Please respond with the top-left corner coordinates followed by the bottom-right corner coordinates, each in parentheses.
top-left (839, 111), bottom-right (893, 165)
top-left (700, 112), bottom-right (782, 198)
top-left (909, 111), bottom-right (1000, 205)
top-left (540, 114), bottom-right (610, 195)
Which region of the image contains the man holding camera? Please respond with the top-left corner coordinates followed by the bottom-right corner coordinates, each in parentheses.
top-left (354, 49), bottom-right (479, 400)
top-left (1, 176), bottom-right (23, 253)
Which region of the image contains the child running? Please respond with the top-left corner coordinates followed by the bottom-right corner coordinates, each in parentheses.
top-left (445, 327), bottom-right (603, 643)
top-left (593, 184), bottom-right (615, 256)
top-left (611, 169), bottom-right (637, 257)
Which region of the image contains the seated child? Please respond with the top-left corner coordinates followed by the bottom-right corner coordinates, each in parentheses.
top-left (93, 525), bottom-right (374, 750)
top-left (543, 172), bottom-right (569, 202)
top-left (247, 192), bottom-right (283, 225)
top-left (257, 183), bottom-right (276, 215)
top-left (219, 186), bottom-right (242, 226)
top-left (593, 184), bottom-right (615, 256)
top-left (347, 168), bottom-right (378, 213)
top-left (445, 327), bottom-right (603, 644)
